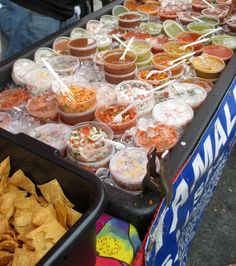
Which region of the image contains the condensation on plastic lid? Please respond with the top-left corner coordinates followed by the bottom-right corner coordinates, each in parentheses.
top-left (34, 47), bottom-right (58, 65)
top-left (152, 99), bottom-right (194, 128)
top-left (29, 123), bottom-right (72, 151)
top-left (137, 117), bottom-right (150, 131)
top-left (12, 59), bottom-right (36, 86)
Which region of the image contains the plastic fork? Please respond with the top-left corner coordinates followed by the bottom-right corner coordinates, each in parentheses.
top-left (112, 34), bottom-right (129, 48)
top-left (42, 58), bottom-right (75, 102)
top-left (119, 36), bottom-right (134, 60)
top-left (191, 16), bottom-right (204, 23)
top-left (146, 59), bottom-right (187, 79)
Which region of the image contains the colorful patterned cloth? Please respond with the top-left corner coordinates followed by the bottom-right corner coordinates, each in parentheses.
top-left (96, 214), bottom-right (141, 266)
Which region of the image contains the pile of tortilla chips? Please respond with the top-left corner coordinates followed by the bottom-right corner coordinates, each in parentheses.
top-left (0, 156), bottom-right (82, 266)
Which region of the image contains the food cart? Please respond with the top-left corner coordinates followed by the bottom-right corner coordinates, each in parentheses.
top-left (0, 0), bottom-right (236, 265)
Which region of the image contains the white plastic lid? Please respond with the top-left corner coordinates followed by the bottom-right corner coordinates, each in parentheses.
top-left (152, 99), bottom-right (194, 128)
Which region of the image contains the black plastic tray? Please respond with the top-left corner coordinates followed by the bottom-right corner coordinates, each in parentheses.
top-left (0, 0), bottom-right (236, 238)
top-left (0, 129), bottom-right (106, 266)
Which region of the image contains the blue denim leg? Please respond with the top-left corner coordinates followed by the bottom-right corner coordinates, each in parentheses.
top-left (0, 0), bottom-right (77, 59)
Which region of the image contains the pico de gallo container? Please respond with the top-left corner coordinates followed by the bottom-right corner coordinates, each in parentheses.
top-left (26, 92), bottom-right (58, 122)
top-left (136, 66), bottom-right (172, 87)
top-left (95, 102), bottom-right (138, 135)
top-left (68, 37), bottom-right (97, 58)
top-left (109, 147), bottom-right (148, 193)
top-left (115, 80), bottom-right (154, 112)
top-left (118, 12), bottom-right (142, 28)
top-left (152, 99), bottom-right (194, 129)
top-left (29, 123), bottom-right (72, 154)
top-left (11, 59), bottom-right (36, 86)
top-left (103, 49), bottom-right (137, 75)
top-left (0, 88), bottom-right (30, 111)
top-left (48, 55), bottom-right (80, 76)
top-left (168, 82), bottom-right (207, 109)
top-left (182, 77), bottom-right (214, 93)
top-left (67, 121), bottom-right (114, 163)
top-left (192, 54), bottom-right (225, 80)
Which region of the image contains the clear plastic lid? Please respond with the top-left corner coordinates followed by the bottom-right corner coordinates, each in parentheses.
top-left (168, 82), bottom-right (207, 109)
top-left (109, 147), bottom-right (148, 185)
top-left (34, 47), bottom-right (58, 65)
top-left (96, 82), bottom-right (117, 105)
top-left (48, 55), bottom-right (80, 76)
top-left (29, 123), bottom-right (72, 151)
top-left (12, 59), bottom-right (36, 86)
top-left (152, 99), bottom-right (194, 128)
top-left (24, 67), bottom-right (54, 95)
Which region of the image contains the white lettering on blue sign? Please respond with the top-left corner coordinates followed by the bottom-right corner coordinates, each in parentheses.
top-left (145, 77), bottom-right (236, 266)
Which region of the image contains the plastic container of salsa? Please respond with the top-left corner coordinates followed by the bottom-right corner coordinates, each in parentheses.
top-left (0, 88), bottom-right (30, 111)
top-left (192, 0), bottom-right (213, 12)
top-left (52, 37), bottom-right (71, 54)
top-left (26, 92), bottom-right (58, 122)
top-left (137, 66), bottom-right (171, 87)
top-left (123, 31), bottom-right (151, 41)
top-left (152, 99), bottom-right (194, 128)
top-left (29, 123), bottom-right (72, 153)
top-left (109, 147), bottom-right (148, 193)
top-left (191, 54), bottom-right (225, 80)
top-left (104, 69), bottom-right (136, 84)
top-left (0, 112), bottom-right (12, 129)
top-left (168, 82), bottom-right (207, 109)
top-left (163, 41), bottom-right (194, 57)
top-left (68, 38), bottom-right (97, 58)
top-left (182, 77), bottom-right (214, 93)
top-left (202, 44), bottom-right (234, 62)
top-left (95, 102), bottom-right (138, 135)
top-left (178, 11), bottom-right (201, 25)
top-left (67, 121), bottom-right (114, 163)
top-left (118, 12), bottom-right (142, 28)
top-left (136, 4), bottom-right (159, 16)
top-left (159, 9), bottom-right (178, 21)
top-left (103, 49), bottom-right (137, 75)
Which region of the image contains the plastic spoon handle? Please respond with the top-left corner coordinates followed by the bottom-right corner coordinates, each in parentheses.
top-left (119, 36), bottom-right (134, 60)
top-left (201, 0), bottom-right (215, 9)
top-left (103, 139), bottom-right (126, 150)
top-left (181, 38), bottom-right (209, 49)
top-left (191, 16), bottom-right (204, 23)
top-left (146, 59), bottom-right (187, 79)
top-left (198, 27), bottom-right (223, 39)
top-left (168, 51), bottom-right (196, 65)
top-left (140, 80), bottom-right (176, 95)
top-left (112, 34), bottom-right (128, 48)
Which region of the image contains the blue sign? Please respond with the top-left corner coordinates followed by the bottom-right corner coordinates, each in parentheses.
top-left (145, 77), bottom-right (236, 266)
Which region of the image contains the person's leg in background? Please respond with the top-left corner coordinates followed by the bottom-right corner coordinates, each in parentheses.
top-left (0, 0), bottom-right (77, 60)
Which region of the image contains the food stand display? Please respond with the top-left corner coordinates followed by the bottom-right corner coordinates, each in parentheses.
top-left (0, 0), bottom-right (236, 265)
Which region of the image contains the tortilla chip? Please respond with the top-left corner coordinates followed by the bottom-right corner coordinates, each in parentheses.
top-left (3, 230), bottom-right (16, 241)
top-left (32, 204), bottom-right (56, 226)
top-left (0, 216), bottom-right (10, 233)
top-left (9, 170), bottom-right (38, 198)
top-left (12, 248), bottom-right (34, 266)
top-left (14, 209), bottom-right (33, 227)
top-left (0, 240), bottom-right (18, 253)
top-left (26, 219), bottom-right (66, 244)
top-left (54, 200), bottom-right (67, 229)
top-left (0, 234), bottom-right (14, 243)
top-left (0, 250), bottom-right (13, 266)
top-left (0, 157), bottom-right (10, 195)
top-left (66, 206), bottom-right (82, 227)
top-left (38, 179), bottom-right (73, 208)
top-left (0, 193), bottom-right (17, 220)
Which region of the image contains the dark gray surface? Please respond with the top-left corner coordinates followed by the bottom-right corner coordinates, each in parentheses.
top-left (187, 147), bottom-right (236, 266)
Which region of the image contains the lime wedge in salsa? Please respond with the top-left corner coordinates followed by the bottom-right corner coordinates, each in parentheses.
top-left (163, 20), bottom-right (185, 39)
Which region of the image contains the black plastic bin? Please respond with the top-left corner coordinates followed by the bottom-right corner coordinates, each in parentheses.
top-left (0, 129), bottom-right (106, 266)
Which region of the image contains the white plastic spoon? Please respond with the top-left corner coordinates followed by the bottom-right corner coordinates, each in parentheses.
top-left (181, 37), bottom-right (210, 49)
top-left (198, 27), bottom-right (223, 39)
top-left (102, 138), bottom-right (126, 150)
top-left (119, 36), bottom-right (134, 60)
top-left (112, 101), bottom-right (139, 123)
top-left (168, 51), bottom-right (196, 66)
top-left (112, 34), bottom-right (129, 48)
top-left (201, 0), bottom-right (215, 9)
